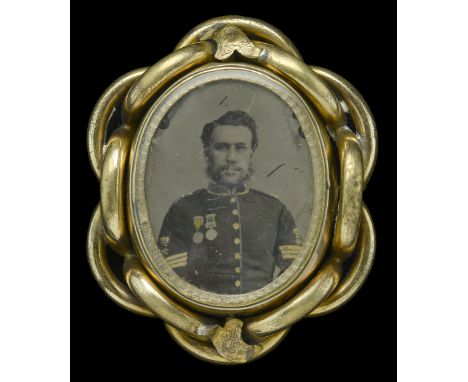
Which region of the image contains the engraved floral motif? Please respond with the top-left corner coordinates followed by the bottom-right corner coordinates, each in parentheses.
top-left (212, 25), bottom-right (262, 60)
top-left (212, 319), bottom-right (255, 362)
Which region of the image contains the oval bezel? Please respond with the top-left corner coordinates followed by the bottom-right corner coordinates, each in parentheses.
top-left (128, 62), bottom-right (333, 315)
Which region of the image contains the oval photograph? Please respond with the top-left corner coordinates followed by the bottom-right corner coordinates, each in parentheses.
top-left (130, 63), bottom-right (329, 311)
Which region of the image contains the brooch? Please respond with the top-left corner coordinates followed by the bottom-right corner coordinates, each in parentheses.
top-left (86, 15), bottom-right (377, 364)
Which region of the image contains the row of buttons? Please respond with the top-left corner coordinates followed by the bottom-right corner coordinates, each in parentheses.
top-left (232, 197), bottom-right (241, 288)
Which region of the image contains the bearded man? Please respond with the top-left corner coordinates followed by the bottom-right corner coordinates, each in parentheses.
top-left (157, 110), bottom-right (303, 294)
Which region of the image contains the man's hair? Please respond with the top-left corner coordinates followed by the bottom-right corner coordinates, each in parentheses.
top-left (200, 110), bottom-right (258, 153)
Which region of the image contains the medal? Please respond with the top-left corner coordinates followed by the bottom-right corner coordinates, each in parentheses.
top-left (192, 232), bottom-right (204, 244)
top-left (205, 213), bottom-right (217, 229)
top-left (192, 216), bottom-right (204, 244)
top-left (205, 214), bottom-right (218, 240)
top-left (205, 228), bottom-right (218, 241)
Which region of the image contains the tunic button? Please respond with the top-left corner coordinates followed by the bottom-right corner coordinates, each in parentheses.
top-left (235, 280), bottom-right (241, 288)
top-left (234, 238), bottom-right (241, 245)
top-left (234, 252), bottom-right (241, 259)
top-left (232, 209), bottom-right (239, 215)
top-left (233, 223), bottom-right (240, 230)
top-left (235, 267), bottom-right (241, 273)
top-left (230, 197), bottom-right (236, 203)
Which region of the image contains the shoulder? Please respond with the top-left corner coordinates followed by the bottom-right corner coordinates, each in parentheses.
top-left (250, 188), bottom-right (280, 200)
top-left (248, 189), bottom-right (286, 209)
top-left (163, 189), bottom-right (205, 219)
top-left (170, 189), bottom-right (206, 209)
top-left (250, 190), bottom-right (297, 228)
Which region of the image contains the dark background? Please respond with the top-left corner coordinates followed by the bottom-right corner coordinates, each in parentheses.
top-left (72, 0), bottom-right (395, 379)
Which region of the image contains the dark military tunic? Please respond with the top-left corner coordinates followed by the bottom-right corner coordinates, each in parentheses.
top-left (157, 183), bottom-right (303, 294)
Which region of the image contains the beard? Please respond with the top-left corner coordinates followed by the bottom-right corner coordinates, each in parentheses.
top-left (206, 160), bottom-right (253, 188)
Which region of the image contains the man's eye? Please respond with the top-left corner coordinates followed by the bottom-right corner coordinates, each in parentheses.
top-left (214, 144), bottom-right (228, 151)
top-left (236, 145), bottom-right (248, 151)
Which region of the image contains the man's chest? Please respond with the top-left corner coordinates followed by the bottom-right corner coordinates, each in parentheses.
top-left (180, 195), bottom-right (280, 258)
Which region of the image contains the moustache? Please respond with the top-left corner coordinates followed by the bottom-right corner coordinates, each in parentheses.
top-left (220, 165), bottom-right (243, 173)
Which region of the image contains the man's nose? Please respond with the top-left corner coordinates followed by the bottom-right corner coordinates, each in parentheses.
top-left (226, 146), bottom-right (238, 162)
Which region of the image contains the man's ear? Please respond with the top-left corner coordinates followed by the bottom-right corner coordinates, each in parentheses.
top-left (203, 147), bottom-right (211, 162)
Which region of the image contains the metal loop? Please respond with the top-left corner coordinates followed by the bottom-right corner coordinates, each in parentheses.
top-left (253, 41), bottom-right (345, 129)
top-left (123, 41), bottom-right (216, 123)
top-left (175, 15), bottom-right (302, 60)
top-left (311, 66), bottom-right (378, 185)
top-left (100, 125), bottom-right (133, 254)
top-left (309, 203), bottom-right (376, 317)
top-left (87, 205), bottom-right (155, 317)
top-left (124, 257), bottom-right (220, 342)
top-left (87, 67), bottom-right (147, 180)
top-left (244, 261), bottom-right (341, 340)
top-left (331, 129), bottom-right (364, 259)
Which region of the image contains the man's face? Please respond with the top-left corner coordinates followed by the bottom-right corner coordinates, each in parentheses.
top-left (207, 125), bottom-right (254, 188)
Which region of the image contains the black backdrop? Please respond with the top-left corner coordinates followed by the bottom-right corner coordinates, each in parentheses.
top-left (71, 1), bottom-right (395, 379)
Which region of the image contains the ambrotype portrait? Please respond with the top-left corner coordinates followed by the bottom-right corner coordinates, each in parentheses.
top-left (142, 65), bottom-right (316, 297)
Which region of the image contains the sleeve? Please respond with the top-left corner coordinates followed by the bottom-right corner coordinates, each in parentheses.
top-left (274, 203), bottom-right (304, 272)
top-left (157, 201), bottom-right (190, 271)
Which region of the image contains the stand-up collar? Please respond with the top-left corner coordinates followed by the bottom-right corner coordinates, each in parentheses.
top-left (206, 181), bottom-right (250, 196)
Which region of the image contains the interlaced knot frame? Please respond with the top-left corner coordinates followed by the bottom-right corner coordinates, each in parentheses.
top-left (87, 16), bottom-right (377, 364)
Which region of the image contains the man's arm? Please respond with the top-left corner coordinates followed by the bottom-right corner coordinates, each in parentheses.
top-left (274, 203), bottom-right (304, 272)
top-left (158, 201), bottom-right (189, 271)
